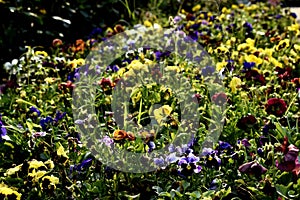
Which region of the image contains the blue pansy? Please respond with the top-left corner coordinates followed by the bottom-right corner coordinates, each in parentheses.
top-left (30, 106), bottom-right (41, 117)
top-left (243, 22), bottom-right (253, 32)
top-left (202, 66), bottom-right (215, 77)
top-left (54, 110), bottom-right (66, 123)
top-left (40, 116), bottom-right (53, 131)
top-left (243, 62), bottom-right (255, 71)
top-left (0, 116), bottom-right (7, 141)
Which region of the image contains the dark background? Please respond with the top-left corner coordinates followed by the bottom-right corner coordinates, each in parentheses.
top-left (0, 0), bottom-right (298, 82)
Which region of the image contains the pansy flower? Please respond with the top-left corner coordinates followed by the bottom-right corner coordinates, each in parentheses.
top-left (238, 161), bottom-right (267, 178)
top-left (113, 130), bottom-right (127, 141)
top-left (229, 77), bottom-right (242, 94)
top-left (243, 22), bottom-right (253, 32)
top-left (275, 67), bottom-right (292, 81)
top-left (201, 148), bottom-right (221, 168)
top-left (29, 106), bottom-right (41, 117)
top-left (243, 68), bottom-right (266, 85)
top-left (212, 92), bottom-right (227, 106)
top-left (265, 98), bottom-right (287, 117)
top-left (54, 110), bottom-right (66, 123)
top-left (40, 116), bottom-right (53, 131)
top-left (237, 115), bottom-right (257, 130)
top-left (275, 39), bottom-right (290, 51)
top-left (276, 138), bottom-right (299, 173)
top-left (178, 152), bottom-right (202, 178)
top-left (0, 116), bottom-right (7, 142)
top-left (243, 61), bottom-right (255, 71)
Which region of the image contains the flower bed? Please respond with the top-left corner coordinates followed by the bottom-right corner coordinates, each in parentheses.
top-left (0, 1), bottom-right (300, 200)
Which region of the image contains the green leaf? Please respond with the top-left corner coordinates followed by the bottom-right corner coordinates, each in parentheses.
top-left (158, 192), bottom-right (171, 197)
top-left (182, 180), bottom-right (190, 190)
top-left (187, 191), bottom-right (201, 198)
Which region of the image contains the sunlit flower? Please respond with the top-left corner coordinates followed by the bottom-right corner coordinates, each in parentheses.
top-left (35, 51), bottom-right (48, 57)
top-left (5, 164), bottom-right (23, 176)
top-left (216, 60), bottom-right (227, 71)
top-left (113, 130), bottom-right (127, 141)
top-left (57, 143), bottom-right (69, 158)
top-left (40, 175), bottom-right (59, 190)
top-left (229, 77), bottom-right (242, 94)
top-left (154, 105), bottom-right (173, 125)
top-left (0, 183), bottom-right (22, 200)
top-left (244, 54), bottom-right (263, 65)
top-left (44, 159), bottom-right (55, 169)
top-left (44, 77), bottom-right (56, 84)
top-left (144, 20), bottom-right (152, 27)
top-left (192, 4), bottom-right (201, 12)
top-left (28, 169), bottom-right (47, 182)
top-left (28, 159), bottom-right (46, 170)
top-left (275, 39), bottom-right (290, 51)
top-left (165, 66), bottom-right (180, 73)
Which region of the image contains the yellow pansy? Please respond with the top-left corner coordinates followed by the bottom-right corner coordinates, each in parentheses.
top-left (229, 77), bottom-right (242, 94)
top-left (144, 20), bottom-right (152, 27)
top-left (245, 54), bottom-right (263, 65)
top-left (117, 67), bottom-right (126, 76)
top-left (128, 60), bottom-right (148, 71)
top-left (41, 175), bottom-right (59, 190)
top-left (215, 46), bottom-right (229, 54)
top-left (123, 69), bottom-right (136, 79)
top-left (44, 159), bottom-right (55, 169)
top-left (35, 51), bottom-right (48, 57)
top-left (144, 58), bottom-right (154, 65)
top-left (221, 7), bottom-right (230, 14)
top-left (263, 48), bottom-right (274, 57)
top-left (5, 164), bottom-right (23, 176)
top-left (290, 49), bottom-right (298, 57)
top-left (231, 51), bottom-right (239, 60)
top-left (269, 57), bottom-right (283, 68)
top-left (154, 105), bottom-right (172, 125)
top-left (69, 58), bottom-right (85, 68)
top-left (246, 38), bottom-right (255, 46)
top-left (226, 37), bottom-right (236, 46)
top-left (57, 143), bottom-right (69, 158)
top-left (192, 4), bottom-right (201, 12)
top-left (28, 169), bottom-right (47, 182)
top-left (275, 39), bottom-right (290, 51)
top-left (294, 44), bottom-right (300, 52)
top-left (237, 43), bottom-right (256, 53)
top-left (231, 4), bottom-right (238, 9)
top-left (288, 23), bottom-right (300, 36)
top-left (0, 184), bottom-right (22, 200)
top-left (216, 60), bottom-right (227, 71)
top-left (29, 160), bottom-right (46, 169)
